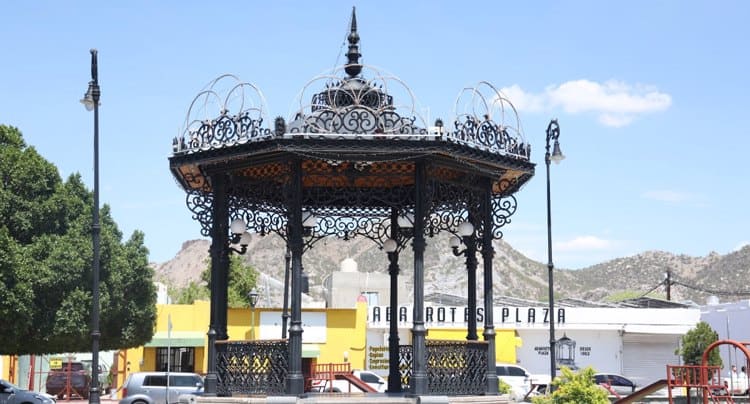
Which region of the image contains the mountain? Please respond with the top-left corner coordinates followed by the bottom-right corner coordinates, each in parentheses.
top-left (153, 234), bottom-right (750, 306)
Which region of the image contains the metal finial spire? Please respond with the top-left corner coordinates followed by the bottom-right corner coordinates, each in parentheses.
top-left (344, 7), bottom-right (362, 78)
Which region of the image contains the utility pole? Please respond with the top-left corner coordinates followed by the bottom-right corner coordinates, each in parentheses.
top-left (665, 269), bottom-right (672, 301)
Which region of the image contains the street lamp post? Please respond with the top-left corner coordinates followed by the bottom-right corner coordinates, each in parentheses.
top-left (81, 48), bottom-right (102, 404)
top-left (248, 289), bottom-right (259, 340)
top-left (545, 119), bottom-right (564, 386)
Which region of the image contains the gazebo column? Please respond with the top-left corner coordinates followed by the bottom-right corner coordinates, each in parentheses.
top-left (217, 242), bottom-right (230, 340)
top-left (205, 173), bottom-right (230, 395)
top-left (411, 161), bottom-right (428, 395)
top-left (481, 178), bottom-right (498, 394)
top-left (286, 159), bottom-right (305, 395)
top-left (387, 208), bottom-right (402, 393)
top-left (466, 214), bottom-right (479, 341)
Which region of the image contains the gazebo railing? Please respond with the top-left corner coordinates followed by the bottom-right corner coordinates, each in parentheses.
top-left (400, 340), bottom-right (488, 395)
top-left (215, 339), bottom-right (288, 396)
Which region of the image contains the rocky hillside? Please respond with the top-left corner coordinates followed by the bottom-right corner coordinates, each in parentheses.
top-left (153, 234), bottom-right (750, 306)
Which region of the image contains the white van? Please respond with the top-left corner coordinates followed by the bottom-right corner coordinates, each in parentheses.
top-left (496, 364), bottom-right (549, 401)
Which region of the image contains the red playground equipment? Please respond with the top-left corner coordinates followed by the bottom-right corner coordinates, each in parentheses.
top-left (611, 339), bottom-right (749, 404)
top-left (664, 339), bottom-right (750, 404)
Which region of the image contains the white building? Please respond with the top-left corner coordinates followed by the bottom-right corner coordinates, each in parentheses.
top-left (514, 304), bottom-right (699, 385)
top-left (700, 298), bottom-right (750, 372)
top-left (365, 295), bottom-right (700, 386)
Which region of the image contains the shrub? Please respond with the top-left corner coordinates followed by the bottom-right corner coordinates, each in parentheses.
top-left (531, 366), bottom-right (609, 404)
top-left (498, 378), bottom-right (511, 395)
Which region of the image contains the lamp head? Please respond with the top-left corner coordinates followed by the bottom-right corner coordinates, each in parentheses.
top-left (457, 221), bottom-right (474, 237)
top-left (230, 218), bottom-right (247, 235)
top-left (302, 211), bottom-right (318, 228)
top-left (397, 213), bottom-right (414, 229)
top-left (239, 232), bottom-right (252, 247)
top-left (383, 238), bottom-right (398, 253)
top-left (550, 140), bottom-right (565, 164)
top-left (80, 90), bottom-right (95, 111)
top-left (449, 236), bottom-right (462, 249)
top-left (248, 289), bottom-right (259, 308)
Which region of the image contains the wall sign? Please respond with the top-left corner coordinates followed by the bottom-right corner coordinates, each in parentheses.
top-left (368, 306), bottom-right (566, 326)
top-left (367, 345), bottom-right (390, 371)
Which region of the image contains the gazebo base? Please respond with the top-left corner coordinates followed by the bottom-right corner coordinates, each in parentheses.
top-left (190, 393), bottom-right (511, 404)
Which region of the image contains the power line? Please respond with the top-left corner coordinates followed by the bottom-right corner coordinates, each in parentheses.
top-left (671, 278), bottom-right (750, 297)
top-left (638, 280), bottom-right (667, 299)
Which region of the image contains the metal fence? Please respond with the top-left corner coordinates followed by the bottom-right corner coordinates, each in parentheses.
top-left (400, 340), bottom-right (488, 395)
top-left (215, 339), bottom-right (288, 396)
top-left (216, 339), bottom-right (488, 396)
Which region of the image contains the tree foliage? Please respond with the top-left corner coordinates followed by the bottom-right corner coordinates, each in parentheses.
top-left (0, 125), bottom-right (157, 354)
top-left (676, 321), bottom-right (722, 366)
top-left (531, 367), bottom-right (609, 404)
top-left (173, 254), bottom-right (258, 308)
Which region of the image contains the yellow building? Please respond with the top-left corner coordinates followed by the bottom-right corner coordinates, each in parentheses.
top-left (121, 299), bottom-right (520, 392)
top-left (3, 299), bottom-right (521, 393)
top-left (116, 300), bottom-right (367, 386)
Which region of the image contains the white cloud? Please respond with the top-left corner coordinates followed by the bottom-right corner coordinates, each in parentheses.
top-left (641, 190), bottom-right (691, 203)
top-left (555, 235), bottom-right (613, 252)
top-left (499, 84), bottom-right (547, 113)
top-left (500, 79), bottom-right (672, 127)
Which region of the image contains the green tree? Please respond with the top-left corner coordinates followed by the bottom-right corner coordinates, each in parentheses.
top-left (531, 367), bottom-right (609, 404)
top-left (0, 125), bottom-right (157, 354)
top-left (676, 321), bottom-right (722, 366)
top-left (172, 281), bottom-right (209, 304)
top-left (174, 254), bottom-right (258, 308)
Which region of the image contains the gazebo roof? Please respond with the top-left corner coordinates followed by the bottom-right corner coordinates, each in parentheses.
top-left (169, 8), bottom-right (535, 243)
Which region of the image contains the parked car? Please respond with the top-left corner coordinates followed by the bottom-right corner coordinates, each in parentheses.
top-left (496, 364), bottom-right (548, 401)
top-left (46, 361), bottom-right (91, 399)
top-left (352, 370), bottom-right (387, 392)
top-left (119, 372), bottom-right (203, 404)
top-left (1, 379), bottom-right (56, 404)
top-left (594, 373), bottom-right (637, 396)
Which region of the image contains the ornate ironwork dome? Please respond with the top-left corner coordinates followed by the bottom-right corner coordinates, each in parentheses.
top-left (170, 29), bottom-right (534, 244)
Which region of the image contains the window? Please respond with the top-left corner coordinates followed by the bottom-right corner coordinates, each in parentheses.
top-left (143, 375), bottom-right (167, 387)
top-left (362, 291), bottom-right (379, 306)
top-left (155, 347), bottom-right (195, 373)
top-left (612, 375), bottom-right (632, 387)
top-left (170, 375), bottom-right (201, 387)
top-left (359, 372), bottom-right (380, 383)
top-left (508, 367), bottom-right (527, 377)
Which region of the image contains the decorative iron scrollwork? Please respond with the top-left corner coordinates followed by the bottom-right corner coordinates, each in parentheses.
top-left (174, 74), bottom-right (274, 154)
top-left (215, 340), bottom-right (289, 396)
top-left (398, 341), bottom-right (488, 395)
top-left (287, 64), bottom-right (429, 137)
top-left (186, 188), bottom-right (214, 237)
top-left (449, 81), bottom-right (530, 159)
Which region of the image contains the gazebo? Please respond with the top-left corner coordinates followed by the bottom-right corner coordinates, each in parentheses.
top-left (169, 8), bottom-right (535, 398)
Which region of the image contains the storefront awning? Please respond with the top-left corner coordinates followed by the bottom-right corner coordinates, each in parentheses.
top-left (302, 344), bottom-right (320, 358)
top-left (145, 331), bottom-right (205, 347)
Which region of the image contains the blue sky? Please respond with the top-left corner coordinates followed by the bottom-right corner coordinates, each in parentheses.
top-left (2, 1), bottom-right (748, 269)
